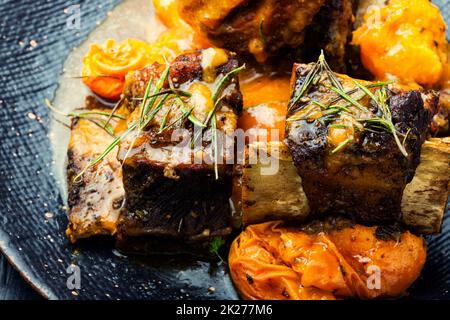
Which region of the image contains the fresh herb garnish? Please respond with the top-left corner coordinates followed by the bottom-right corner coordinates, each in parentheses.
top-left (355, 86), bottom-right (408, 157)
top-left (259, 19), bottom-right (267, 46)
top-left (331, 137), bottom-right (353, 154)
top-left (190, 64), bottom-right (246, 179)
top-left (328, 86), bottom-right (370, 113)
top-left (288, 52), bottom-right (408, 157)
top-left (45, 98), bottom-right (124, 137)
top-left (72, 62), bottom-right (245, 182)
top-left (209, 236), bottom-right (225, 262)
top-left (167, 74), bottom-right (205, 128)
top-left (289, 51), bottom-right (343, 111)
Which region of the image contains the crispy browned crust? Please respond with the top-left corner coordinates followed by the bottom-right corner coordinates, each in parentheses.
top-left (179, 0), bottom-right (354, 69)
top-left (285, 63), bottom-right (439, 225)
top-left (303, 0), bottom-right (354, 72)
top-left (122, 51), bottom-right (242, 113)
top-left (116, 50), bottom-right (243, 255)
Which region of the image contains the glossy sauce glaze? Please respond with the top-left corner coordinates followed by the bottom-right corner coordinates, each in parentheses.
top-left (153, 0), bottom-right (292, 142)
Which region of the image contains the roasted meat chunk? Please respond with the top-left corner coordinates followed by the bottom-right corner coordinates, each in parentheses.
top-left (431, 90), bottom-right (450, 136)
top-left (285, 58), bottom-right (439, 225)
top-left (66, 112), bottom-right (125, 242)
top-left (302, 0), bottom-right (354, 72)
top-left (237, 138), bottom-right (450, 234)
top-left (115, 48), bottom-right (243, 254)
top-left (178, 0), bottom-right (353, 68)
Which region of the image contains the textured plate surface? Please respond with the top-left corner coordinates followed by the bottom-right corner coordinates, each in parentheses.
top-left (0, 0), bottom-right (449, 300)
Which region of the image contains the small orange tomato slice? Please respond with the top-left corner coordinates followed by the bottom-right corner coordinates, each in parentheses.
top-left (82, 39), bottom-right (152, 100)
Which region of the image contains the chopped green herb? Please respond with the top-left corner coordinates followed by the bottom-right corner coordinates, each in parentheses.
top-left (331, 137), bottom-right (353, 154)
top-left (259, 19), bottom-right (267, 46)
top-left (209, 236), bottom-right (226, 262)
top-left (328, 124), bottom-right (348, 129)
top-left (328, 86), bottom-right (370, 113)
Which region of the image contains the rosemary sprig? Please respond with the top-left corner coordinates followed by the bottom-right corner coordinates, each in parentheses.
top-left (331, 137), bottom-right (353, 154)
top-left (167, 74), bottom-right (205, 128)
top-left (148, 67), bottom-right (170, 113)
top-left (159, 107), bottom-right (171, 133)
top-left (212, 64), bottom-right (246, 102)
top-left (259, 19), bottom-right (267, 46)
top-left (73, 121), bottom-right (139, 182)
top-left (160, 106), bottom-right (194, 132)
top-left (86, 118), bottom-right (115, 137)
top-left (402, 128), bottom-right (411, 146)
top-left (191, 65), bottom-right (245, 142)
top-left (138, 76), bottom-right (154, 126)
top-left (289, 51), bottom-right (344, 111)
top-left (289, 55), bottom-right (322, 110)
top-left (140, 93), bottom-right (170, 129)
top-left (352, 80), bottom-right (377, 101)
top-left (288, 50), bottom-right (392, 113)
top-left (122, 68), bottom-right (171, 166)
top-left (286, 51), bottom-right (408, 157)
top-left (45, 98), bottom-right (123, 137)
top-left (328, 86), bottom-right (370, 113)
top-left (312, 100), bottom-right (353, 114)
top-left (104, 95), bottom-right (125, 128)
top-left (130, 89), bottom-right (192, 101)
top-left (321, 53), bottom-right (344, 92)
top-left (357, 87), bottom-right (408, 157)
top-left (190, 64), bottom-right (245, 178)
top-left (45, 99), bottom-right (125, 120)
top-left (287, 52), bottom-right (408, 157)
top-left (74, 67), bottom-right (171, 179)
top-left (328, 124), bottom-right (348, 129)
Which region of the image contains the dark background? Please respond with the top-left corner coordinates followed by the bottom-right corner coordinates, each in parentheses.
top-left (0, 0), bottom-right (449, 300)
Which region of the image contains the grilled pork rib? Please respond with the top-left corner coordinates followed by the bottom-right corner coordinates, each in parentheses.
top-left (66, 114), bottom-right (125, 242)
top-left (115, 49), bottom-right (243, 254)
top-left (178, 0), bottom-right (353, 69)
top-left (285, 62), bottom-right (439, 224)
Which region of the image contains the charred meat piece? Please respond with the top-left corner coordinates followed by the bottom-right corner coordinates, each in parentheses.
top-left (302, 0), bottom-right (354, 72)
top-left (178, 0), bottom-right (353, 68)
top-left (116, 49), bottom-right (243, 254)
top-left (285, 59), bottom-right (439, 225)
top-left (237, 139), bottom-right (450, 235)
top-left (66, 112), bottom-right (125, 242)
top-left (431, 89), bottom-right (450, 136)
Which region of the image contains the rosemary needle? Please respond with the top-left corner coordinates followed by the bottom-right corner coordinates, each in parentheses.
top-left (73, 121), bottom-right (138, 182)
top-left (259, 19), bottom-right (267, 46)
top-left (331, 137), bottom-right (353, 154)
top-left (287, 52), bottom-right (408, 157)
top-left (329, 86), bottom-right (370, 113)
top-left (45, 99), bottom-right (125, 120)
